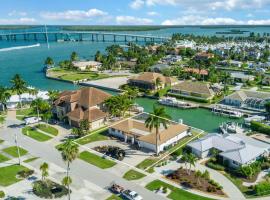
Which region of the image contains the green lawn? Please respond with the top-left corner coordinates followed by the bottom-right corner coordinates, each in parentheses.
top-left (0, 116), bottom-right (5, 124)
top-left (123, 169), bottom-right (146, 181)
top-left (23, 157), bottom-right (39, 163)
top-left (2, 146), bottom-right (28, 158)
top-left (0, 165), bottom-right (29, 186)
top-left (35, 124), bottom-right (58, 136)
top-left (136, 158), bottom-right (158, 173)
top-left (22, 126), bottom-right (52, 142)
top-left (146, 180), bottom-right (216, 200)
top-left (16, 108), bottom-right (34, 116)
top-left (76, 127), bottom-right (109, 145)
top-left (0, 153), bottom-right (10, 163)
top-left (79, 151), bottom-right (116, 169)
top-left (106, 194), bottom-right (123, 200)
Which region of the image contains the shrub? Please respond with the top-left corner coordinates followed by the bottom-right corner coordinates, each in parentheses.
top-left (202, 170), bottom-right (210, 180)
top-left (0, 191), bottom-right (5, 198)
top-left (163, 187), bottom-right (167, 193)
top-left (17, 169), bottom-right (34, 178)
top-left (206, 161), bottom-right (225, 171)
top-left (250, 121), bottom-right (270, 135)
top-left (254, 181), bottom-right (270, 196)
top-left (33, 180), bottom-right (68, 199)
top-left (207, 185), bottom-right (217, 193)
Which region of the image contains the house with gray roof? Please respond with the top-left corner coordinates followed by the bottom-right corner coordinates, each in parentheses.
top-left (187, 133), bottom-right (269, 168)
top-left (223, 90), bottom-right (270, 111)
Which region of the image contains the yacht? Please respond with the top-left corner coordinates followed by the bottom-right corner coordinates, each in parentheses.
top-left (244, 115), bottom-right (265, 126)
top-left (158, 97), bottom-right (198, 109)
top-left (219, 122), bottom-right (245, 134)
top-left (212, 105), bottom-right (243, 118)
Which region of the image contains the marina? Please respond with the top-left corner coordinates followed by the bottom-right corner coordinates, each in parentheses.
top-left (212, 105), bottom-right (244, 118)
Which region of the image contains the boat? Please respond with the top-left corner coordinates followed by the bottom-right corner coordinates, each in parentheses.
top-left (131, 103), bottom-right (144, 113)
top-left (158, 97), bottom-right (198, 109)
top-left (212, 105), bottom-right (243, 118)
top-left (219, 122), bottom-right (245, 134)
top-left (244, 115), bottom-right (265, 126)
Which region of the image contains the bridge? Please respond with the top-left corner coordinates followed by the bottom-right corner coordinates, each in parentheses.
top-left (0, 31), bottom-right (170, 43)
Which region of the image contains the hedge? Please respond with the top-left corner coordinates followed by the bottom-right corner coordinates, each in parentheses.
top-left (254, 181), bottom-right (270, 196)
top-left (250, 121), bottom-right (270, 135)
top-left (206, 161), bottom-right (225, 171)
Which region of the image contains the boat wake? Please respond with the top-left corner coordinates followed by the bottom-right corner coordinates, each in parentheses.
top-left (0, 43), bottom-right (40, 52)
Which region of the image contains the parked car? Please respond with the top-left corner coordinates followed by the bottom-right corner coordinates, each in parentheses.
top-left (109, 183), bottom-right (124, 194)
top-left (122, 190), bottom-right (143, 200)
top-left (24, 117), bottom-right (41, 125)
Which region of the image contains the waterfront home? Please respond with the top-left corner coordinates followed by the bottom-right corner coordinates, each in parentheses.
top-left (183, 68), bottom-right (209, 76)
top-left (160, 55), bottom-right (182, 64)
top-left (53, 87), bottom-right (111, 130)
top-left (72, 61), bottom-right (102, 71)
top-left (128, 72), bottom-right (178, 91)
top-left (230, 72), bottom-right (255, 82)
top-left (170, 81), bottom-right (215, 102)
top-left (229, 60), bottom-right (243, 68)
top-left (150, 64), bottom-right (171, 72)
top-left (109, 118), bottom-right (189, 153)
top-left (194, 52), bottom-right (214, 61)
top-left (187, 133), bottom-right (269, 168)
top-left (223, 90), bottom-right (270, 111)
top-left (3, 91), bottom-right (49, 109)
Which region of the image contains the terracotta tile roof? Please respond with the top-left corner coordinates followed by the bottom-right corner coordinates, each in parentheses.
top-left (129, 72), bottom-right (177, 85)
top-left (111, 119), bottom-right (188, 145)
top-left (67, 107), bottom-right (107, 122)
top-left (184, 68), bottom-right (209, 76)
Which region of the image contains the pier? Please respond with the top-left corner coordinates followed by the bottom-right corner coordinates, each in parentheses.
top-left (0, 31), bottom-right (170, 43)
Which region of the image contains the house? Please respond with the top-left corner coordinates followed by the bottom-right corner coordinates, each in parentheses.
top-left (194, 52), bottom-right (214, 61)
top-left (72, 61), bottom-right (102, 71)
top-left (53, 87), bottom-right (111, 130)
top-left (230, 72), bottom-right (255, 82)
top-left (128, 72), bottom-right (179, 91)
top-left (161, 55), bottom-right (182, 64)
top-left (187, 133), bottom-right (269, 168)
top-left (109, 118), bottom-right (189, 153)
top-left (183, 68), bottom-right (209, 76)
top-left (150, 64), bottom-right (171, 73)
top-left (223, 90), bottom-right (270, 111)
top-left (170, 81), bottom-right (215, 101)
top-left (230, 60), bottom-right (243, 68)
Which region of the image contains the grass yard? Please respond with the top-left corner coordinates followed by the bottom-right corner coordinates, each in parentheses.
top-left (106, 194), bottom-right (123, 200)
top-left (22, 126), bottom-right (52, 142)
top-left (76, 127), bottom-right (109, 145)
top-left (79, 151), bottom-right (116, 169)
top-left (0, 165), bottom-right (29, 186)
top-left (2, 146), bottom-right (28, 158)
top-left (16, 108), bottom-right (34, 116)
top-left (23, 157), bottom-right (39, 163)
top-left (123, 169), bottom-right (146, 181)
top-left (0, 153), bottom-right (10, 163)
top-left (136, 158), bottom-right (158, 173)
top-left (146, 180), bottom-right (216, 200)
top-left (36, 124), bottom-right (58, 136)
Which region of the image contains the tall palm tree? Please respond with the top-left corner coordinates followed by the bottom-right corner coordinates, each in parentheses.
top-left (61, 139), bottom-right (79, 200)
top-left (70, 52), bottom-right (78, 62)
top-left (145, 106), bottom-right (171, 155)
top-left (62, 176), bottom-right (72, 193)
top-left (31, 98), bottom-right (44, 119)
top-left (44, 57), bottom-right (54, 66)
top-left (10, 74), bottom-right (27, 108)
top-left (187, 153), bottom-right (197, 175)
top-left (0, 86), bottom-right (11, 111)
top-left (40, 162), bottom-right (49, 181)
top-left (124, 87), bottom-right (139, 101)
top-left (29, 88), bottom-right (38, 98)
top-left (48, 90), bottom-right (60, 103)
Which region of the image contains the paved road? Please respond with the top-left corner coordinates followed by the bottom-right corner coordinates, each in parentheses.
top-left (0, 118), bottom-right (167, 200)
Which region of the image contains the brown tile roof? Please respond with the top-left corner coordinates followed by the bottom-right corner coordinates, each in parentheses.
top-left (184, 68), bottom-right (209, 76)
top-left (129, 72), bottom-right (177, 85)
top-left (67, 107), bottom-right (107, 122)
top-left (172, 81), bottom-right (214, 97)
top-left (111, 119), bottom-right (188, 145)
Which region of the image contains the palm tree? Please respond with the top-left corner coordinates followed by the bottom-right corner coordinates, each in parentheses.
top-left (181, 153), bottom-right (189, 174)
top-left (29, 88), bottom-right (38, 98)
top-left (48, 90), bottom-right (59, 103)
top-left (70, 52), bottom-right (78, 62)
top-left (145, 106), bottom-right (171, 155)
top-left (155, 77), bottom-right (162, 90)
top-left (124, 87), bottom-right (139, 101)
top-left (195, 170), bottom-right (202, 186)
top-left (40, 162), bottom-right (49, 181)
top-left (44, 57), bottom-right (54, 66)
top-left (0, 86), bottom-right (11, 111)
top-left (31, 98), bottom-right (44, 119)
top-left (10, 74), bottom-right (27, 108)
top-left (42, 111), bottom-right (52, 126)
top-left (62, 176), bottom-right (72, 194)
top-left (61, 139), bottom-right (79, 200)
top-left (186, 153), bottom-right (197, 175)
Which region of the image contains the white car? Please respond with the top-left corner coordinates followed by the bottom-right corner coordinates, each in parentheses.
top-left (122, 190), bottom-right (143, 200)
top-left (24, 117), bottom-right (41, 125)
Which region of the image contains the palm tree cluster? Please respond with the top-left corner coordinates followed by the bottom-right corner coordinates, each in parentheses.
top-left (181, 153), bottom-right (198, 175)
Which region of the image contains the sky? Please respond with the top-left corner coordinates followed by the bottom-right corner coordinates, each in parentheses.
top-left (1, 0), bottom-right (270, 25)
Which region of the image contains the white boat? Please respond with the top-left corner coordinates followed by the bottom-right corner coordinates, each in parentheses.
top-left (158, 97), bottom-right (198, 109)
top-left (212, 105), bottom-right (243, 118)
top-left (244, 115), bottom-right (265, 126)
top-left (219, 122), bottom-right (245, 134)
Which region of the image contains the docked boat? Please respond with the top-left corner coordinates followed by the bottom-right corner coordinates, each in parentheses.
top-left (219, 122), bottom-right (245, 134)
top-left (158, 97), bottom-right (198, 109)
top-left (212, 105), bottom-right (243, 118)
top-left (244, 115), bottom-right (265, 126)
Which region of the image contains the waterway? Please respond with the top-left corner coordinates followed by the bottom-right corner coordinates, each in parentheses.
top-left (1, 25), bottom-right (257, 132)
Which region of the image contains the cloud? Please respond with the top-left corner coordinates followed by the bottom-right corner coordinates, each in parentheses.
top-left (116, 16), bottom-right (153, 25)
top-left (8, 10), bottom-right (27, 17)
top-left (0, 17), bottom-right (36, 25)
top-left (147, 11), bottom-right (159, 16)
top-left (40, 9), bottom-right (108, 21)
top-left (130, 0), bottom-right (145, 9)
top-left (247, 19), bottom-right (270, 25)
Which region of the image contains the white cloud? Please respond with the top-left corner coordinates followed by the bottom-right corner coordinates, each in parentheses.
top-left (147, 11), bottom-right (159, 16)
top-left (248, 19), bottom-right (270, 25)
top-left (130, 0), bottom-right (145, 9)
top-left (0, 17), bottom-right (36, 25)
top-left (8, 10), bottom-right (27, 17)
top-left (116, 16), bottom-right (153, 25)
top-left (40, 9), bottom-right (107, 21)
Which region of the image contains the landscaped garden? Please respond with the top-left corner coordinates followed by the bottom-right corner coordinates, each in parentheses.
top-left (0, 165), bottom-right (31, 186)
top-left (145, 179), bottom-right (216, 200)
top-left (136, 158), bottom-right (158, 173)
top-left (76, 127), bottom-right (109, 145)
top-left (22, 126), bottom-right (52, 142)
top-left (106, 194), bottom-right (123, 200)
top-left (79, 151), bottom-right (116, 169)
top-left (16, 107), bottom-right (36, 120)
top-left (123, 169), bottom-right (146, 181)
top-left (0, 153), bottom-right (10, 163)
top-left (35, 124), bottom-right (59, 136)
top-left (2, 146), bottom-right (28, 157)
top-left (94, 146), bottom-right (125, 161)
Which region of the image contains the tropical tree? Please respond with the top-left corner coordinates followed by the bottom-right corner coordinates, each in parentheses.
top-left (62, 176), bottom-right (72, 194)
top-left (79, 119), bottom-right (89, 133)
top-left (181, 153), bottom-right (189, 174)
top-left (94, 50), bottom-right (103, 62)
top-left (42, 111), bottom-right (52, 125)
top-left (29, 88), bottom-right (38, 98)
top-left (123, 87), bottom-right (139, 100)
top-left (70, 51), bottom-right (78, 62)
top-left (31, 98), bottom-right (44, 119)
top-left (61, 139), bottom-right (79, 200)
top-left (10, 74), bottom-right (28, 108)
top-left (44, 57), bottom-right (54, 66)
top-left (40, 162), bottom-right (49, 181)
top-left (0, 86), bottom-right (11, 111)
top-left (186, 153), bottom-right (197, 175)
top-left (145, 106), bottom-right (171, 155)
top-left (155, 77), bottom-right (162, 90)
top-left (48, 90), bottom-right (60, 103)
top-left (195, 170), bottom-right (202, 186)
